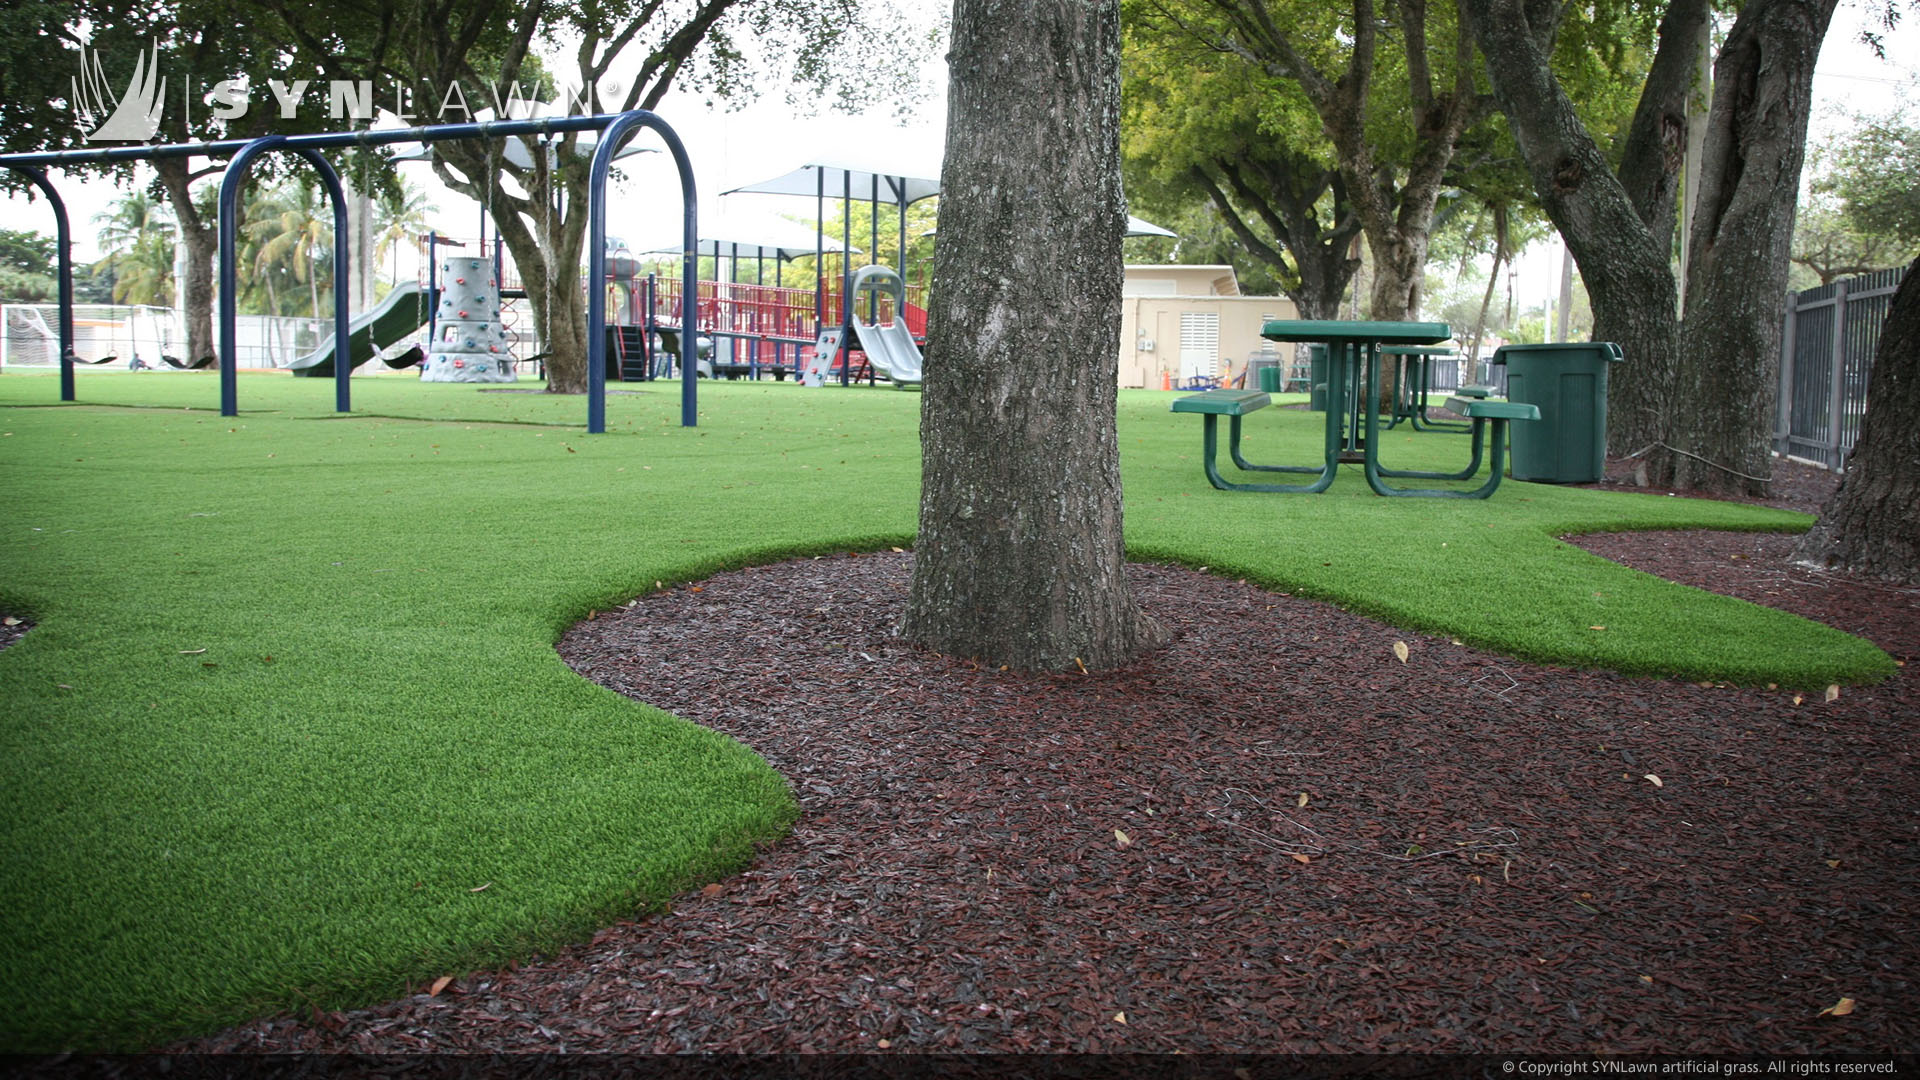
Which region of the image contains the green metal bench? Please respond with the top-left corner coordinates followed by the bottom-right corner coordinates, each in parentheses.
top-left (1363, 396), bottom-right (1540, 498)
top-left (1170, 389), bottom-right (1337, 492)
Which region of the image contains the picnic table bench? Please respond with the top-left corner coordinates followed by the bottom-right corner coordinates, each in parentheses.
top-left (1358, 396), bottom-right (1539, 499)
top-left (1168, 389), bottom-right (1317, 492)
top-left (1170, 326), bottom-right (1541, 498)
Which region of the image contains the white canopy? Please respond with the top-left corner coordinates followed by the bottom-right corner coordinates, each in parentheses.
top-left (640, 210), bottom-right (860, 261)
top-left (724, 151), bottom-right (944, 206)
top-left (1126, 215), bottom-right (1177, 238)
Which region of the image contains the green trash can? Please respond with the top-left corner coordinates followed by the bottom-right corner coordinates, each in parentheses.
top-left (1253, 359), bottom-right (1281, 393)
top-left (1491, 342), bottom-right (1625, 483)
top-left (1307, 344), bottom-right (1329, 412)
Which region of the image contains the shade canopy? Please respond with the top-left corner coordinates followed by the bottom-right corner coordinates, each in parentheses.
top-left (724, 151), bottom-right (944, 205)
top-left (641, 210), bottom-right (860, 261)
top-left (1126, 214), bottom-right (1177, 238)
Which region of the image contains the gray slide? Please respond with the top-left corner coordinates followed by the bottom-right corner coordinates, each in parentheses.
top-left (846, 265), bottom-right (924, 388)
top-left (854, 319), bottom-right (923, 386)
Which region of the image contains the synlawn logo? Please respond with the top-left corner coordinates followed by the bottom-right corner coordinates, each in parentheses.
top-left (68, 36), bottom-right (624, 144)
top-left (73, 40), bottom-right (165, 142)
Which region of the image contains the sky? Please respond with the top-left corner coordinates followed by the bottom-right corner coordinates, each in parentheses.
top-left (5, 11), bottom-right (1914, 308)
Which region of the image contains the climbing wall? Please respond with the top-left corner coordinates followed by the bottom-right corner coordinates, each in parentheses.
top-left (422, 257), bottom-right (515, 383)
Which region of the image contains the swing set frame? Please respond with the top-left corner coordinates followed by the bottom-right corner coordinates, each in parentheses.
top-left (0, 109), bottom-right (699, 431)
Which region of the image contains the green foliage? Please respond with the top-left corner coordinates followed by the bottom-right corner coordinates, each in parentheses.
top-left (1823, 112), bottom-right (1920, 247)
top-left (373, 179), bottom-right (435, 298)
top-left (90, 191), bottom-right (176, 307)
top-left (242, 176), bottom-right (337, 320)
top-left (1792, 113), bottom-right (1920, 286)
top-left (0, 0), bottom-right (86, 168)
top-left (0, 228), bottom-right (57, 277)
top-left (767, 199), bottom-right (940, 293)
top-left (0, 228), bottom-right (59, 301)
top-left (0, 375), bottom-right (1892, 1050)
top-left (1119, 8), bottom-right (1358, 313)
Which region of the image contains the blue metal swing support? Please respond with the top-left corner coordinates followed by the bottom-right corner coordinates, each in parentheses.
top-left (0, 110), bottom-right (699, 432)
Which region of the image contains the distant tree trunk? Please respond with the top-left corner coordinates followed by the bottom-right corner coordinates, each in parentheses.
top-left (1791, 259), bottom-right (1920, 583)
top-left (154, 158), bottom-right (215, 365)
top-left (1466, 204), bottom-right (1509, 370)
top-left (1187, 157), bottom-right (1362, 320)
top-left (901, 0), bottom-right (1167, 673)
top-left (1670, 0), bottom-right (1839, 495)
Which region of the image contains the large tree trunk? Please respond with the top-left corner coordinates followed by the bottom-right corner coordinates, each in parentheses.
top-left (1466, 0), bottom-right (1833, 495)
top-left (154, 158), bottom-right (216, 365)
top-left (901, 0), bottom-right (1166, 673)
top-left (1460, 0), bottom-right (1692, 466)
top-left (1791, 259), bottom-right (1920, 583)
top-left (1671, 0), bottom-right (1839, 495)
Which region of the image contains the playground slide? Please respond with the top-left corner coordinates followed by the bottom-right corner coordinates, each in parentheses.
top-left (287, 280), bottom-right (430, 377)
top-left (843, 265), bottom-right (924, 388)
top-left (853, 320), bottom-right (923, 386)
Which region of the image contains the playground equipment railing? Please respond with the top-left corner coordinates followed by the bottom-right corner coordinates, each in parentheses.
top-left (647, 277), bottom-right (929, 343)
top-left (0, 110), bottom-right (699, 432)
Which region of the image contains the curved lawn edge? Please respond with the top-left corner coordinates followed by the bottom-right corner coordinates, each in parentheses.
top-left (0, 618), bottom-right (809, 1052)
top-left (1123, 516), bottom-right (1894, 690)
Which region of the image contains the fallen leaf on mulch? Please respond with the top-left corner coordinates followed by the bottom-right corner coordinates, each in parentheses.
top-left (1392, 640), bottom-right (1409, 663)
top-left (1821, 998), bottom-right (1857, 1017)
top-left (428, 976), bottom-right (453, 997)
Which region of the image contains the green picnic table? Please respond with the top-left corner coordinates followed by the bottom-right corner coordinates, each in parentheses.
top-left (1168, 319), bottom-right (1536, 498)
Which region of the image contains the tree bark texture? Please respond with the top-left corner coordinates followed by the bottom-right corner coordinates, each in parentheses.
top-left (1672, 0), bottom-right (1840, 494)
top-left (1791, 259), bottom-right (1920, 583)
top-left (901, 0), bottom-right (1166, 672)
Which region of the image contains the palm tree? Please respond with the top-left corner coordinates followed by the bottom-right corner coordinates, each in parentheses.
top-left (373, 179), bottom-right (434, 297)
top-left (244, 178), bottom-right (335, 321)
top-left (92, 191), bottom-right (176, 306)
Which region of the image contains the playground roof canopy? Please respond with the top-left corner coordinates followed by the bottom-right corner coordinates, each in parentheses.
top-left (723, 151), bottom-right (944, 205)
top-left (640, 210), bottom-right (861, 262)
top-left (1126, 216), bottom-right (1177, 238)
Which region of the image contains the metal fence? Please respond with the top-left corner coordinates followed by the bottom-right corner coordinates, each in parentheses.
top-left (2, 303), bottom-right (347, 370)
top-left (1776, 265), bottom-right (1908, 470)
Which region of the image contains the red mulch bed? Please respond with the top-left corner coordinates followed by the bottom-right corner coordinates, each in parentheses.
top-left (163, 461), bottom-right (1920, 1055)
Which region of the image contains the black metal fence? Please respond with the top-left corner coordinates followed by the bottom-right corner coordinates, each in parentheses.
top-left (1776, 265), bottom-right (1908, 470)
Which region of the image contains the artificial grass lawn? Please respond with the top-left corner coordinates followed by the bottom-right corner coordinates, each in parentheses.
top-left (0, 370), bottom-right (1894, 1051)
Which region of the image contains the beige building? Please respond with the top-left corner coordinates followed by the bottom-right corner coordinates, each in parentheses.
top-left (1118, 265), bottom-right (1300, 389)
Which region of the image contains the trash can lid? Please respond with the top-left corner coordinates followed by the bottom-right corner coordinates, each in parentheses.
top-left (1490, 342), bottom-right (1624, 363)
